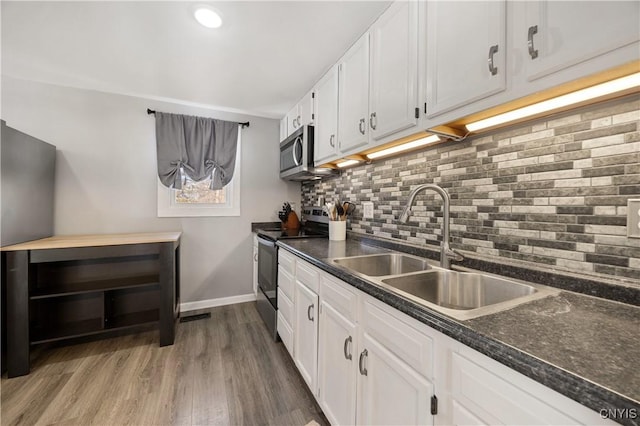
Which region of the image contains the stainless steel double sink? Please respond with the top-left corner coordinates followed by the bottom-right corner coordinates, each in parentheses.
top-left (331, 253), bottom-right (559, 320)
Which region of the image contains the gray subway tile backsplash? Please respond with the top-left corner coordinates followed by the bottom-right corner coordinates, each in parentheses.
top-left (302, 95), bottom-right (640, 282)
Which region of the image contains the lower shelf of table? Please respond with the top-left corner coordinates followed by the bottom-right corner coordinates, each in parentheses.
top-left (30, 309), bottom-right (159, 345)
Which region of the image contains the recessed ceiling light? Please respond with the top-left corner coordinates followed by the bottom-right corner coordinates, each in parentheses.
top-left (194, 6), bottom-right (222, 29)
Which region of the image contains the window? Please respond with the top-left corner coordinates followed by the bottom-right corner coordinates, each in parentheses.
top-left (157, 137), bottom-right (241, 217)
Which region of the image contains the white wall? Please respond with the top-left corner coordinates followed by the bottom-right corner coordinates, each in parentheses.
top-left (2, 76), bottom-right (300, 304)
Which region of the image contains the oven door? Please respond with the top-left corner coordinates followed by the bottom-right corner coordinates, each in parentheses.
top-left (257, 236), bottom-right (278, 309)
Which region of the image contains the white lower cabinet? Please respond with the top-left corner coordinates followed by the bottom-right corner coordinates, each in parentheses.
top-left (283, 254), bottom-right (609, 426)
top-left (252, 234), bottom-right (258, 296)
top-left (450, 344), bottom-right (617, 426)
top-left (357, 332), bottom-right (434, 426)
top-left (294, 278), bottom-right (319, 395)
top-left (318, 300), bottom-right (357, 425)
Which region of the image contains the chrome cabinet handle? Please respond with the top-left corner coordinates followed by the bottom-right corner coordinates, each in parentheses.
top-left (254, 253), bottom-right (258, 261)
top-left (343, 336), bottom-right (353, 360)
top-left (488, 44), bottom-right (499, 76)
top-left (296, 115), bottom-right (301, 127)
top-left (359, 118), bottom-right (365, 135)
top-left (329, 134), bottom-right (335, 147)
top-left (359, 349), bottom-right (368, 375)
top-left (307, 304), bottom-right (314, 321)
top-left (528, 25), bottom-right (539, 59)
top-left (369, 112), bottom-right (377, 130)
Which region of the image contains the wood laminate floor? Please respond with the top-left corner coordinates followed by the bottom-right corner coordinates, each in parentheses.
top-left (1, 302), bottom-right (328, 426)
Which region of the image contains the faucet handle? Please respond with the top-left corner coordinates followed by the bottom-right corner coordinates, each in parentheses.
top-left (398, 208), bottom-right (412, 223)
top-left (445, 247), bottom-right (464, 262)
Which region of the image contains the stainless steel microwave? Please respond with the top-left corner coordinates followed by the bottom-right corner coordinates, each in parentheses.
top-left (279, 125), bottom-right (337, 181)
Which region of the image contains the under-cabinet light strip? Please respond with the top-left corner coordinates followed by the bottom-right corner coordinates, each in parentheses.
top-left (466, 72), bottom-right (640, 132)
top-left (336, 159), bottom-right (361, 168)
top-left (366, 135), bottom-right (440, 160)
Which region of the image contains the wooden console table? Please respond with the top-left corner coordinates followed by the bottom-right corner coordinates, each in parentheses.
top-left (2, 232), bottom-right (181, 377)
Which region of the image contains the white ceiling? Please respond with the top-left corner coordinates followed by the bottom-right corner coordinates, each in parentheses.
top-left (1, 1), bottom-right (391, 118)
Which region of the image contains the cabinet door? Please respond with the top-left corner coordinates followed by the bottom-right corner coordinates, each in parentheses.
top-left (338, 33), bottom-right (370, 153)
top-left (426, 1), bottom-right (506, 117)
top-left (286, 106), bottom-right (300, 136)
top-left (299, 90), bottom-right (315, 126)
top-left (294, 280), bottom-right (319, 395)
top-left (523, 1), bottom-right (640, 82)
top-left (369, 1), bottom-right (419, 142)
top-left (252, 243), bottom-right (258, 296)
top-left (318, 300), bottom-right (357, 426)
top-left (279, 118), bottom-right (288, 142)
top-left (314, 66), bottom-right (339, 165)
top-left (357, 332), bottom-right (433, 426)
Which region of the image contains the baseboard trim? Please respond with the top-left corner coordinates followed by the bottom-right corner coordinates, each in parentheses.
top-left (180, 293), bottom-right (257, 312)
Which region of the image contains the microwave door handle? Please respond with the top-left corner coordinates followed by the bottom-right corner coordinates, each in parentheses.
top-left (292, 136), bottom-right (303, 166)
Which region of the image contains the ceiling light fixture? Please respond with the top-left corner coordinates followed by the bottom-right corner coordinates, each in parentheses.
top-left (336, 159), bottom-right (361, 168)
top-left (194, 6), bottom-right (223, 29)
top-left (465, 72), bottom-right (640, 132)
top-left (366, 135), bottom-right (440, 160)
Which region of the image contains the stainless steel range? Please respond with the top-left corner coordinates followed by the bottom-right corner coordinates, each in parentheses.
top-left (255, 207), bottom-right (328, 340)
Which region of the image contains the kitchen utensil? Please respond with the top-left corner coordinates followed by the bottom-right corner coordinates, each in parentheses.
top-left (325, 202), bottom-right (336, 221)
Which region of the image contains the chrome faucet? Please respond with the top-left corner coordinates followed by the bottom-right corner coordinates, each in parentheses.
top-left (398, 184), bottom-right (463, 269)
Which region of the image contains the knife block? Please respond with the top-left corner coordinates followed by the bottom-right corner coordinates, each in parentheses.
top-left (282, 211), bottom-right (300, 230)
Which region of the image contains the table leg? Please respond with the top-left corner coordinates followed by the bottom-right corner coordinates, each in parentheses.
top-left (159, 242), bottom-right (176, 346)
top-left (6, 251), bottom-right (30, 377)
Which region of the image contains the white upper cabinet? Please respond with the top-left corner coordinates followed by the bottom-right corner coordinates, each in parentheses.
top-left (520, 1), bottom-right (640, 82)
top-left (299, 90), bottom-right (314, 127)
top-left (286, 106), bottom-right (299, 137)
top-left (279, 117), bottom-right (288, 142)
top-left (286, 89), bottom-right (315, 138)
top-left (369, 0), bottom-right (419, 142)
top-left (338, 33), bottom-right (371, 154)
top-left (426, 1), bottom-right (507, 118)
top-left (314, 65), bottom-right (340, 165)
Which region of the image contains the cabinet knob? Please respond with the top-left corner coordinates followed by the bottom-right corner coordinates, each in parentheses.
top-left (369, 112), bottom-right (377, 130)
top-left (488, 44), bottom-right (499, 76)
top-left (528, 25), bottom-right (539, 59)
top-left (359, 349), bottom-right (368, 375)
top-left (344, 335), bottom-right (353, 360)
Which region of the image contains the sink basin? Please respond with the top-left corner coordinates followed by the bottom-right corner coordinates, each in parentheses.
top-left (381, 270), bottom-right (536, 310)
top-left (333, 253), bottom-right (431, 277)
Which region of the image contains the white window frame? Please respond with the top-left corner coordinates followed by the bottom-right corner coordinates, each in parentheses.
top-left (157, 135), bottom-right (241, 217)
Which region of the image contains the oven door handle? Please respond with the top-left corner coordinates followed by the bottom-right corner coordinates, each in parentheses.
top-left (292, 136), bottom-right (303, 166)
top-left (257, 236), bottom-right (276, 248)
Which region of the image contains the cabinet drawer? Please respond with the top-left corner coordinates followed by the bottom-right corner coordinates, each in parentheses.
top-left (362, 299), bottom-right (433, 377)
top-left (277, 288), bottom-right (294, 326)
top-left (296, 260), bottom-right (320, 293)
top-left (320, 273), bottom-right (357, 322)
top-left (277, 312), bottom-right (294, 357)
top-left (278, 249), bottom-right (295, 275)
top-left (278, 267), bottom-right (294, 301)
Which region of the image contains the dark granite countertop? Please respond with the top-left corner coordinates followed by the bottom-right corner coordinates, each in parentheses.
top-left (276, 237), bottom-right (640, 426)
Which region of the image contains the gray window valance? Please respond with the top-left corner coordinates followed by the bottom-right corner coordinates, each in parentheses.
top-left (154, 111), bottom-right (239, 190)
